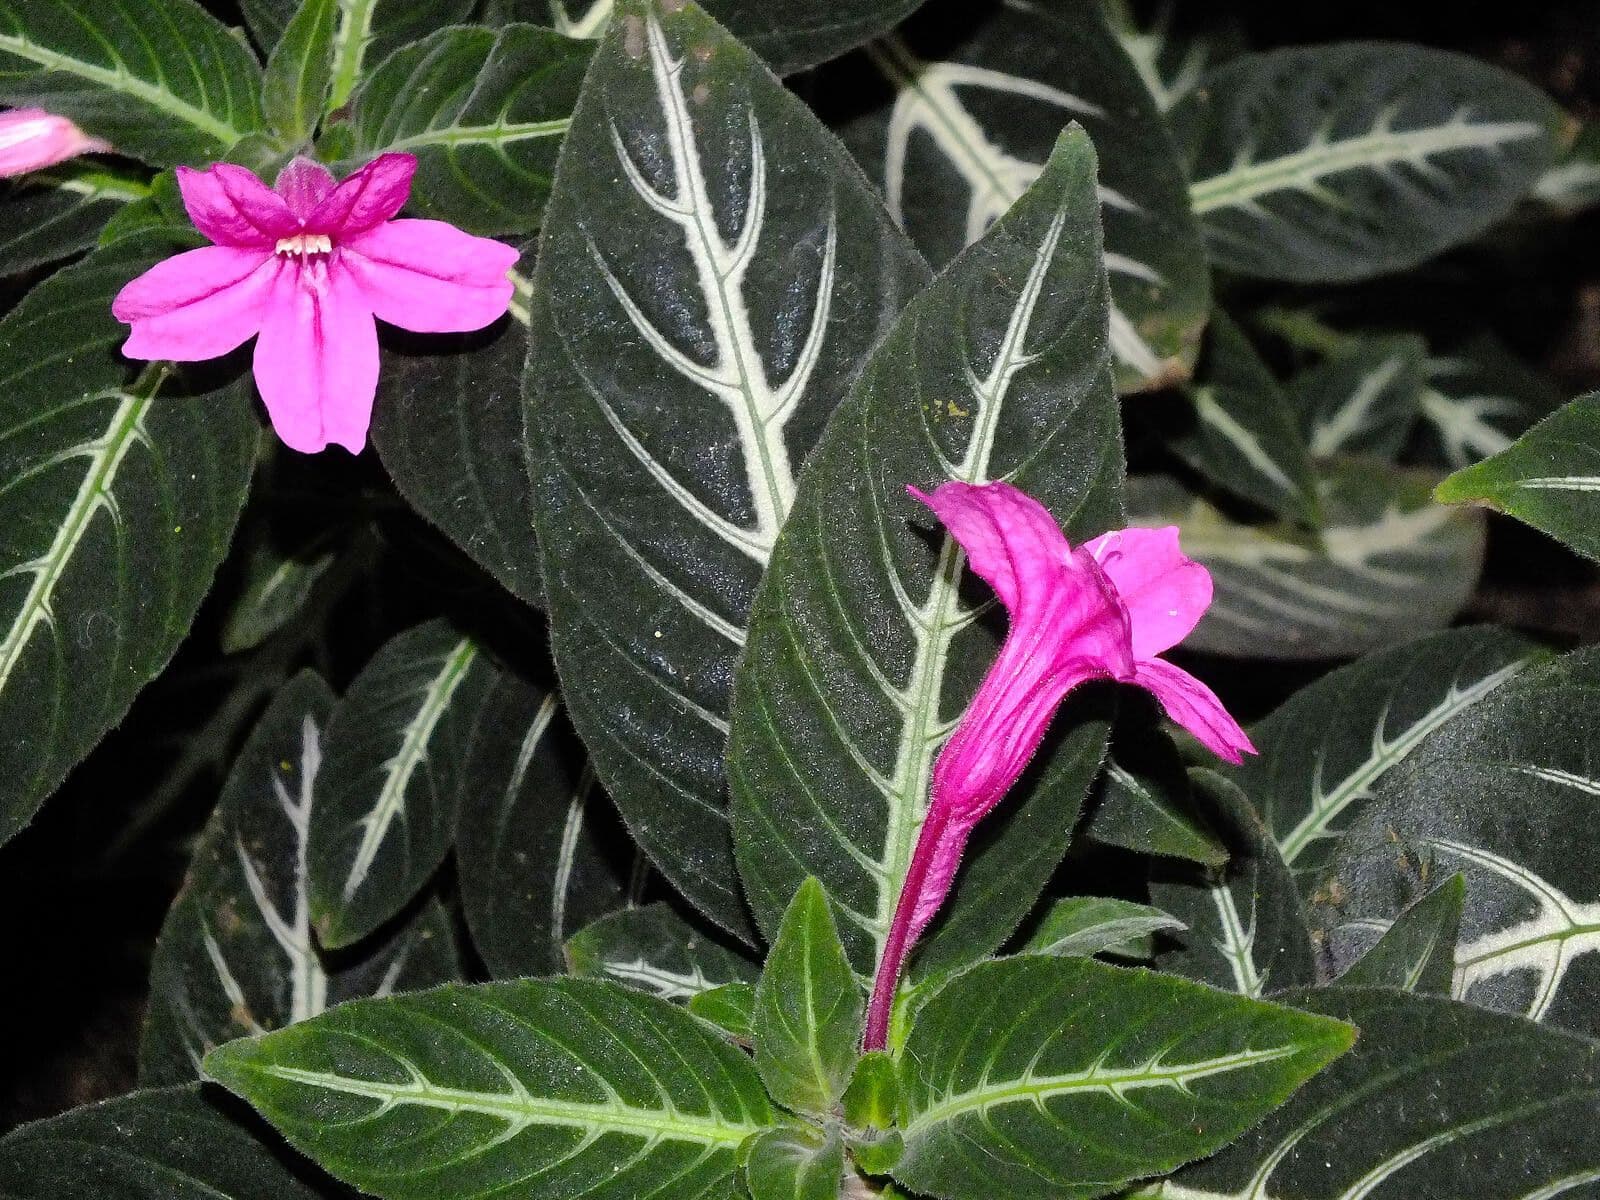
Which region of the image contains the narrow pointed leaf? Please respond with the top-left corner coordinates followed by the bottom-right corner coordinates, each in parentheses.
top-left (205, 979), bottom-right (776, 1200)
top-left (1436, 391), bottom-right (1600, 563)
top-left (1023, 896), bottom-right (1185, 960)
top-left (308, 619), bottom-right (498, 948)
top-left (525, 0), bottom-right (928, 936)
top-left (1294, 333), bottom-right (1428, 462)
top-left (1336, 874), bottom-right (1464, 994)
top-left (0, 166), bottom-right (145, 277)
top-left (728, 128), bottom-right (1122, 979)
top-left (1088, 741), bottom-right (1229, 867)
top-left (565, 902), bottom-right (757, 1000)
top-left (0, 0), bottom-right (265, 166)
top-left (1187, 44), bottom-right (1564, 282)
top-left (836, 0), bottom-right (1211, 391)
top-left (743, 1127), bottom-right (846, 1200)
top-left (141, 672), bottom-right (460, 1086)
top-left (326, 0), bottom-right (475, 110)
top-left (0, 237), bottom-right (258, 845)
top-left (754, 878), bottom-right (863, 1114)
top-left (349, 25), bottom-right (591, 235)
top-left (893, 956), bottom-right (1354, 1200)
top-left (262, 0), bottom-right (337, 143)
top-left (1160, 988), bottom-right (1600, 1200)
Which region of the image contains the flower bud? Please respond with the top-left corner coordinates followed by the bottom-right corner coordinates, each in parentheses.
top-left (0, 108), bottom-right (109, 178)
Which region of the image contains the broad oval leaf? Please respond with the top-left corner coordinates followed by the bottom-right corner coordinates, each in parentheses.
top-left (0, 165), bottom-right (145, 277)
top-left (349, 25), bottom-right (592, 236)
top-left (565, 901), bottom-right (757, 999)
top-left (1436, 391), bottom-right (1600, 563)
top-left (308, 619), bottom-right (499, 948)
top-left (0, 0), bottom-right (265, 166)
top-left (1159, 988), bottom-right (1600, 1200)
top-left (1314, 645), bottom-right (1600, 1039)
top-left (834, 0), bottom-right (1211, 391)
top-left (893, 956), bottom-right (1354, 1200)
top-left (728, 128), bottom-right (1122, 978)
top-left (1127, 465), bottom-right (1485, 660)
top-left (0, 236), bottom-right (259, 845)
top-left (141, 672), bottom-right (460, 1087)
top-left (525, 0), bottom-right (929, 936)
top-left (1187, 43), bottom-right (1565, 282)
top-left (205, 978), bottom-right (776, 1200)
top-left (742, 1127), bottom-right (846, 1200)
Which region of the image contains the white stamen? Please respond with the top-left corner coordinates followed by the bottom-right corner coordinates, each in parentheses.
top-left (275, 233), bottom-right (332, 257)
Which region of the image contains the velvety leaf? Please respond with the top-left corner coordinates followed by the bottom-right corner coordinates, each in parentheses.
top-left (262, 0), bottom-right (336, 143)
top-left (141, 672), bottom-right (459, 1087)
top-left (0, 0), bottom-right (265, 166)
top-left (0, 165), bottom-right (145, 277)
top-left (1312, 645), bottom-right (1600, 1038)
top-left (1293, 333), bottom-right (1428, 462)
top-left (307, 619), bottom-right (499, 948)
top-left (0, 1085), bottom-right (329, 1200)
top-left (219, 532), bottom-right (335, 655)
top-left (893, 956), bottom-right (1354, 1200)
top-left (1098, 0), bottom-right (1239, 115)
top-left (688, 981), bottom-right (755, 1039)
top-left (1159, 988), bottom-right (1600, 1200)
top-left (742, 1127), bottom-right (846, 1200)
top-left (0, 236), bottom-right (258, 846)
top-left (456, 672), bottom-right (634, 977)
top-left (525, 0), bottom-right (928, 936)
top-left (834, 0), bottom-right (1211, 391)
top-left (565, 902), bottom-right (758, 1000)
top-left (1188, 43), bottom-right (1564, 282)
top-left (1126, 466), bottom-right (1485, 660)
top-left (348, 25), bottom-right (591, 235)
top-left (754, 878), bottom-right (863, 1114)
top-left (1152, 770), bottom-right (1316, 997)
top-left (1436, 391), bottom-right (1600, 562)
top-left (1335, 874), bottom-right (1464, 994)
top-left (1414, 334), bottom-right (1564, 470)
top-left (1022, 895), bottom-right (1185, 960)
top-left (728, 128), bottom-right (1122, 980)
top-left (1234, 625), bottom-right (1540, 888)
top-left (205, 979), bottom-right (776, 1199)
top-left (1088, 741), bottom-right (1229, 867)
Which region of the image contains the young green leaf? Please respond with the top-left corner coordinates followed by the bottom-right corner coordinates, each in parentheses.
top-left (205, 979), bottom-right (776, 1200)
top-left (525, 0), bottom-right (929, 937)
top-left (689, 981), bottom-right (756, 1039)
top-left (219, 531), bottom-right (335, 655)
top-left (0, 165), bottom-right (145, 277)
top-left (893, 956), bottom-right (1354, 1200)
top-left (324, 0), bottom-right (474, 111)
top-left (1188, 43), bottom-right (1564, 282)
top-left (262, 0), bottom-right (337, 144)
top-left (1436, 391), bottom-right (1600, 562)
top-left (0, 236), bottom-right (259, 846)
top-left (1022, 896), bottom-right (1185, 960)
top-left (742, 1126), bottom-right (846, 1200)
top-left (140, 672), bottom-right (459, 1086)
top-left (754, 878), bottom-right (864, 1115)
top-left (1335, 874), bottom-right (1465, 994)
top-left (1293, 333), bottom-right (1428, 462)
top-left (728, 127), bottom-right (1121, 985)
top-left (566, 902), bottom-right (758, 1000)
top-left (0, 0), bottom-right (265, 166)
top-left (307, 619), bottom-right (499, 948)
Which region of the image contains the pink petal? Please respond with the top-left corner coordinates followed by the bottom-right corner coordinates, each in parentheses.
top-left (252, 265), bottom-right (378, 454)
top-left (274, 156), bottom-right (336, 220)
top-left (305, 153), bottom-right (417, 237)
top-left (177, 163), bottom-right (298, 248)
top-left (340, 220), bottom-right (519, 332)
top-left (909, 480), bottom-right (1074, 612)
top-left (0, 109), bottom-right (107, 176)
top-left (1084, 526), bottom-right (1213, 660)
top-left (113, 246), bottom-right (279, 361)
top-left (1132, 657), bottom-right (1257, 765)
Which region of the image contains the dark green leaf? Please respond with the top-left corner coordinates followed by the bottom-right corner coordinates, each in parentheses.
top-left (0, 165), bottom-right (145, 277)
top-left (205, 979), bottom-right (777, 1199)
top-left (1534, 119), bottom-right (1600, 214)
top-left (742, 1127), bottom-right (845, 1200)
top-left (525, 0), bottom-right (928, 936)
top-left (262, 0), bottom-right (337, 143)
top-left (565, 902), bottom-right (758, 1000)
top-left (1022, 895), bottom-right (1185, 960)
top-left (141, 672), bottom-right (460, 1086)
top-left (689, 981), bottom-right (755, 1039)
top-left (893, 956), bottom-right (1353, 1200)
top-left (1293, 333), bottom-right (1428, 462)
top-left (1188, 44), bottom-right (1564, 282)
top-left (0, 0), bottom-right (265, 166)
top-left (307, 619), bottom-right (499, 948)
top-left (728, 128), bottom-right (1121, 979)
top-left (754, 878), bottom-right (863, 1114)
top-left (1415, 334), bottom-right (1564, 471)
top-left (324, 0), bottom-right (475, 111)
top-left (1087, 731), bottom-right (1228, 867)
top-left (219, 532), bottom-right (335, 655)
top-left (1336, 874), bottom-right (1464, 994)
top-left (1436, 391), bottom-right (1600, 562)
top-left (1098, 0), bottom-right (1240, 115)
top-left (835, 0), bottom-right (1211, 392)
top-left (0, 237), bottom-right (258, 845)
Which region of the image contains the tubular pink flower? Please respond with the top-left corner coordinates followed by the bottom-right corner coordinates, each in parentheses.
top-left (863, 480), bottom-right (1254, 1050)
top-left (0, 108), bottom-right (109, 176)
top-left (111, 154), bottom-right (520, 454)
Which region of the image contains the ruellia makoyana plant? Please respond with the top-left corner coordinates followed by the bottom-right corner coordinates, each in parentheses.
top-left (2, 1), bottom-right (1600, 1197)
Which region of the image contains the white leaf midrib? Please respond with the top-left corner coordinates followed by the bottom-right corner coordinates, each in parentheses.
top-left (328, 0), bottom-right (378, 109)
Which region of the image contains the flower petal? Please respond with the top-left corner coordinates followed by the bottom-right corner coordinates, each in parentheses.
top-left (1084, 525), bottom-right (1212, 659)
top-left (305, 152), bottom-right (416, 237)
top-left (114, 246), bottom-right (279, 361)
top-left (252, 265), bottom-right (379, 454)
top-left (1132, 657), bottom-right (1256, 765)
top-left (910, 480), bottom-right (1074, 612)
top-left (340, 220), bottom-right (520, 332)
top-left (177, 163), bottom-right (298, 247)
top-left (0, 109), bottom-right (107, 176)
top-left (274, 156), bottom-right (336, 220)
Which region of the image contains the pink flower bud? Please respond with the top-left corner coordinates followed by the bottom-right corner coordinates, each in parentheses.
top-left (0, 108), bottom-right (110, 178)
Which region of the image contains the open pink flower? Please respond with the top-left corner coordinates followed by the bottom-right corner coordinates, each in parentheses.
top-left (0, 108), bottom-right (108, 176)
top-left (112, 154), bottom-right (519, 453)
top-left (863, 480), bottom-right (1254, 1049)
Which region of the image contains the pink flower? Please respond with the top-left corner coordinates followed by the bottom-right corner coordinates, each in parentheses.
top-left (0, 108), bottom-right (109, 176)
top-left (112, 154), bottom-right (519, 454)
top-left (863, 480), bottom-right (1254, 1049)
